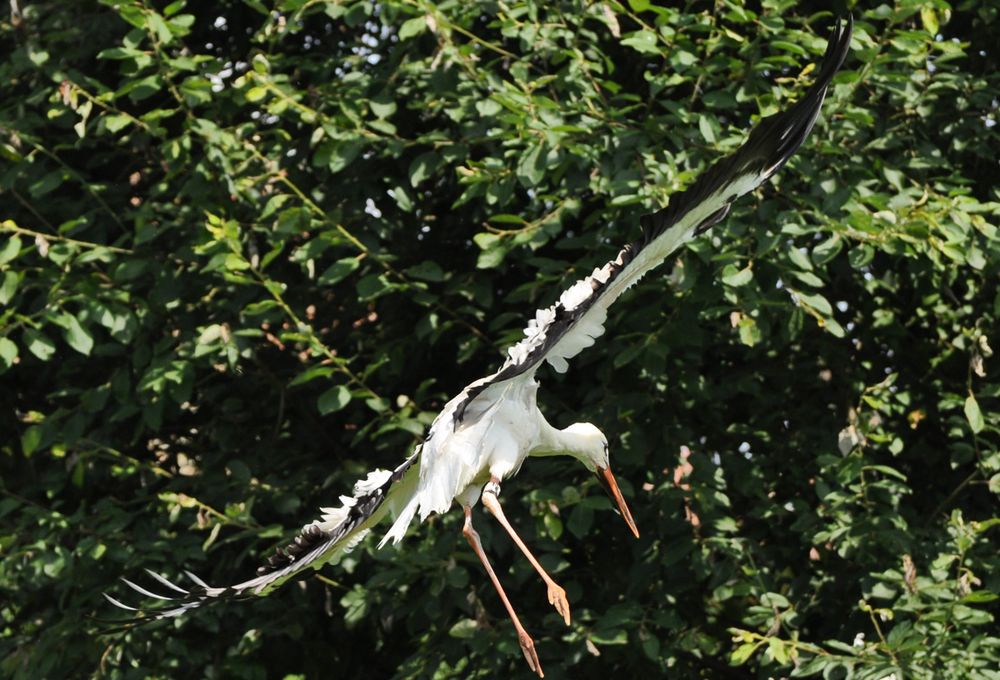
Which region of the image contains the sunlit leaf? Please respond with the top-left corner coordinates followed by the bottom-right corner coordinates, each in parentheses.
top-left (318, 385), bottom-right (351, 415)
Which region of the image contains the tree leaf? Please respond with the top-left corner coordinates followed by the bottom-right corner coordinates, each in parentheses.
top-left (318, 258), bottom-right (360, 285)
top-left (21, 425), bottom-right (42, 457)
top-left (289, 366), bottom-right (336, 387)
top-left (699, 114), bottom-right (716, 144)
top-left (0, 337), bottom-right (17, 370)
top-left (316, 139), bottom-right (364, 174)
top-left (245, 86), bottom-right (268, 102)
top-left (738, 317), bottom-right (761, 347)
top-left (516, 143), bottom-right (546, 188)
top-left (811, 234), bottom-right (842, 265)
top-left (988, 473), bottom-right (1000, 496)
top-left (621, 30), bottom-right (659, 55)
top-left (921, 6), bottom-right (940, 35)
top-left (964, 395), bottom-right (984, 434)
top-left (398, 16), bottom-right (427, 40)
top-left (318, 385), bottom-right (351, 415)
top-left (448, 619), bottom-right (478, 639)
top-left (731, 642), bottom-right (761, 665)
top-left (768, 637), bottom-right (790, 665)
top-left (57, 314), bottom-right (94, 355)
top-left (409, 151), bottom-right (442, 187)
top-left (722, 264), bottom-right (753, 287)
top-left (146, 12), bottom-right (174, 45)
top-left (0, 270), bottom-right (19, 304)
top-left (0, 235), bottom-right (21, 265)
top-left (370, 94), bottom-right (396, 119)
top-left (405, 260), bottom-right (445, 282)
top-left (22, 328), bottom-right (56, 361)
top-left (788, 246), bottom-right (813, 271)
top-left (795, 291), bottom-right (833, 316)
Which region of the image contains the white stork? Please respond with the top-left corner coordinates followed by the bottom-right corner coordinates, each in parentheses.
top-left (107, 17), bottom-right (852, 677)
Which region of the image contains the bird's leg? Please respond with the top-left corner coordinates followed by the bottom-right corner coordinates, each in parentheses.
top-left (481, 477), bottom-right (571, 626)
top-left (462, 505), bottom-right (544, 678)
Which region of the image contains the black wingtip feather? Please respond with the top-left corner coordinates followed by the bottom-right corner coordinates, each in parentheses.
top-left (767, 15), bottom-right (852, 167)
top-left (100, 570), bottom-right (238, 627)
top-left (102, 459), bottom-right (418, 626)
top-left (737, 15), bottom-right (852, 179)
top-left (640, 15), bottom-right (852, 238)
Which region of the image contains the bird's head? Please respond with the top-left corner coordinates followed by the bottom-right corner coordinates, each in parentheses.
top-left (564, 423), bottom-right (640, 539)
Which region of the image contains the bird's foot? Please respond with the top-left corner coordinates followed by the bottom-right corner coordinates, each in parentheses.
top-left (518, 630), bottom-right (544, 678)
top-left (546, 583), bottom-right (571, 626)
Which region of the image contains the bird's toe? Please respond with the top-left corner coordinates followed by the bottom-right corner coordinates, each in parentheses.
top-left (518, 631), bottom-right (544, 678)
top-left (547, 584), bottom-right (571, 626)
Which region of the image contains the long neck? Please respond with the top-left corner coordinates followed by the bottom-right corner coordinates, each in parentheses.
top-left (529, 419), bottom-right (592, 463)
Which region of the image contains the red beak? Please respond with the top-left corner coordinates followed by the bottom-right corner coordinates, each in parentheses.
top-left (595, 467), bottom-right (639, 539)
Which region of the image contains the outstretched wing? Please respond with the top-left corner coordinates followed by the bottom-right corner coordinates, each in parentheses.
top-left (103, 453), bottom-right (419, 624)
top-left (451, 16), bottom-right (852, 426)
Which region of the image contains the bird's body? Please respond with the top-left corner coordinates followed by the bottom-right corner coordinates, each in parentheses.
top-left (384, 372), bottom-right (603, 544)
top-left (411, 378), bottom-right (544, 517)
top-left (107, 17), bottom-right (853, 677)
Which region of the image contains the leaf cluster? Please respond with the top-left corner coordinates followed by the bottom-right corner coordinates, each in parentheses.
top-left (1, 1), bottom-right (998, 678)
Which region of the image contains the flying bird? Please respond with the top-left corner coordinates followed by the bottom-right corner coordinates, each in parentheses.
top-left (107, 17), bottom-right (852, 677)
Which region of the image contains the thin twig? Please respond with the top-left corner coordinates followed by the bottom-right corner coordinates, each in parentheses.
top-left (1, 221), bottom-right (133, 254)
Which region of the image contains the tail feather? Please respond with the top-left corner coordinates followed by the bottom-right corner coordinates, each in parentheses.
top-left (104, 451), bottom-right (420, 625)
top-left (379, 496), bottom-right (419, 548)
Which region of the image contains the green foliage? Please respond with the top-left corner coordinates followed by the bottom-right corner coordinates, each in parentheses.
top-left (2, 1), bottom-right (998, 678)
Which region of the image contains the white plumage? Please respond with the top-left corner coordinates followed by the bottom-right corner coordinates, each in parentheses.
top-left (107, 17), bottom-right (853, 678)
